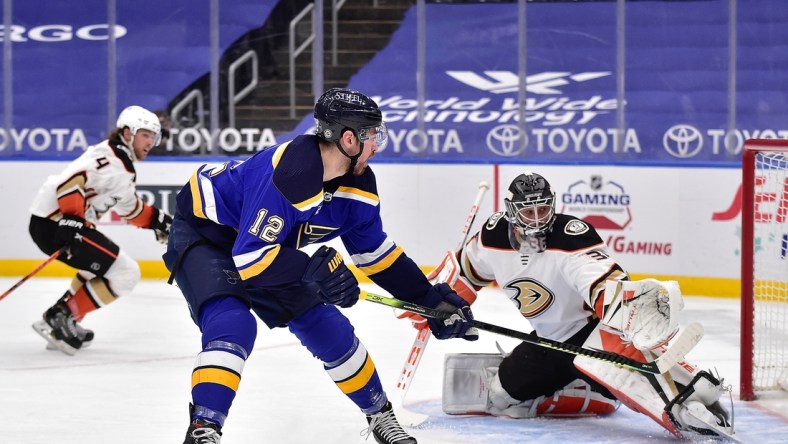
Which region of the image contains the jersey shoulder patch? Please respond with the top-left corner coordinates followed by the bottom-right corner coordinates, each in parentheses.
top-left (271, 135), bottom-right (324, 210)
top-left (479, 211), bottom-right (512, 249)
top-left (545, 214), bottom-right (603, 251)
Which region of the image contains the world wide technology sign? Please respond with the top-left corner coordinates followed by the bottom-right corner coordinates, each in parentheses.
top-left (337, 2), bottom-right (788, 165)
top-left (2, 1), bottom-right (788, 164)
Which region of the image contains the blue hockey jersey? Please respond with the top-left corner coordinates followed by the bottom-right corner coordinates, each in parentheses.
top-left (178, 134), bottom-right (431, 302)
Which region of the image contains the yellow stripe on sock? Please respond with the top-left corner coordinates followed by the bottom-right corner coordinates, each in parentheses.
top-left (335, 356), bottom-right (376, 394)
top-left (191, 367), bottom-right (241, 391)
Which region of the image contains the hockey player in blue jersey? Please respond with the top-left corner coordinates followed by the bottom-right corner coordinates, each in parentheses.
top-left (164, 88), bottom-right (478, 444)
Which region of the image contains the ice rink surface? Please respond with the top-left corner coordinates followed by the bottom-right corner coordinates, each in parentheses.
top-left (1, 278), bottom-right (786, 443)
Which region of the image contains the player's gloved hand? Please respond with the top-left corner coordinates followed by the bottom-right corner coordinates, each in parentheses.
top-left (420, 283), bottom-right (478, 341)
top-left (302, 246), bottom-right (360, 308)
top-left (56, 214), bottom-right (87, 247)
top-left (151, 208), bottom-right (173, 245)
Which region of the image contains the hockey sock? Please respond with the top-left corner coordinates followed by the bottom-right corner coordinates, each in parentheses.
top-left (289, 304), bottom-right (387, 414)
top-left (191, 296), bottom-right (257, 427)
top-left (64, 275), bottom-right (117, 320)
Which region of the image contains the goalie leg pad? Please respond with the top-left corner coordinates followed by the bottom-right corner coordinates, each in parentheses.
top-left (442, 353), bottom-right (618, 418)
top-left (575, 354), bottom-right (684, 437)
top-left (536, 379), bottom-right (619, 417)
top-left (442, 353), bottom-right (504, 415)
top-left (577, 326), bottom-right (736, 440)
top-left (576, 325), bottom-right (685, 437)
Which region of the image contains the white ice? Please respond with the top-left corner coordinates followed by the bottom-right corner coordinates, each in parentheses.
top-left (1, 278), bottom-right (786, 443)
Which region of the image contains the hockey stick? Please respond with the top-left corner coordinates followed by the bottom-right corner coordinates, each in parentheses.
top-left (391, 325), bottom-right (431, 427)
top-left (392, 181), bottom-right (490, 427)
top-left (363, 291), bottom-right (704, 375)
top-left (0, 247), bottom-right (67, 303)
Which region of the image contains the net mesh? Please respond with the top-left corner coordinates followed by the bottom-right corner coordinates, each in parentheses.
top-left (751, 151), bottom-right (788, 392)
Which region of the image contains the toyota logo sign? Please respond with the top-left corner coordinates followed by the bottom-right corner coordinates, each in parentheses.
top-left (486, 124), bottom-right (527, 157)
top-left (663, 124), bottom-right (703, 158)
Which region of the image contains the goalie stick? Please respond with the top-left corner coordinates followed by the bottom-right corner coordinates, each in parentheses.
top-left (364, 291), bottom-right (704, 375)
top-left (0, 247), bottom-right (67, 303)
top-left (393, 181), bottom-right (490, 427)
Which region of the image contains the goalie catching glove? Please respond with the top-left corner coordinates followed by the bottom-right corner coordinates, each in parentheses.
top-left (302, 246), bottom-right (360, 308)
top-left (598, 278), bottom-right (683, 350)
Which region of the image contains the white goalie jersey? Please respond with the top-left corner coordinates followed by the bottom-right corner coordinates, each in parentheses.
top-left (460, 211), bottom-right (628, 342)
top-left (30, 139), bottom-right (153, 227)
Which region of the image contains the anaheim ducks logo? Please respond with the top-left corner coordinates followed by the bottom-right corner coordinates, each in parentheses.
top-left (504, 278), bottom-right (555, 318)
top-left (564, 219), bottom-right (589, 235)
top-left (486, 211), bottom-right (506, 230)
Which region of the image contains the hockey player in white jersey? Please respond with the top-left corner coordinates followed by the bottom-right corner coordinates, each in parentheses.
top-left (405, 172), bottom-right (737, 440)
top-left (29, 105), bottom-right (172, 355)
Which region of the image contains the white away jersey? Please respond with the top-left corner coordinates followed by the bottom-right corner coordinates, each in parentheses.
top-left (461, 211), bottom-right (628, 342)
top-left (30, 139), bottom-right (148, 225)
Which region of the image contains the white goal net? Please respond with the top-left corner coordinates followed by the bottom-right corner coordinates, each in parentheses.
top-left (741, 139), bottom-right (788, 400)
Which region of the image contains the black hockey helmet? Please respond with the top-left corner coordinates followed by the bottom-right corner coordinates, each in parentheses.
top-left (504, 172), bottom-right (557, 238)
top-left (314, 88), bottom-right (388, 151)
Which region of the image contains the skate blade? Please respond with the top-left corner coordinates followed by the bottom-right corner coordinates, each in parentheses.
top-left (32, 321), bottom-right (78, 356)
top-left (46, 339), bottom-right (91, 351)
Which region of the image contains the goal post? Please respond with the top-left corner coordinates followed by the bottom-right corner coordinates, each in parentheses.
top-left (741, 138), bottom-right (788, 401)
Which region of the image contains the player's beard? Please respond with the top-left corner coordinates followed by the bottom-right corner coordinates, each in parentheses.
top-left (352, 147), bottom-right (373, 176)
top-left (352, 161), bottom-right (367, 176)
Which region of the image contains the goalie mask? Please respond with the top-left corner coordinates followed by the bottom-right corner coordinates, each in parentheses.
top-left (314, 88), bottom-right (388, 170)
top-left (504, 172), bottom-right (556, 252)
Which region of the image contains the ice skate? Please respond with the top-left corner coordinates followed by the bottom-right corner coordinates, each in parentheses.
top-left (45, 321), bottom-right (93, 351)
top-left (183, 418), bottom-right (222, 444)
top-left (31, 301), bottom-right (92, 355)
top-left (364, 401), bottom-right (417, 444)
top-left (669, 370), bottom-right (740, 442)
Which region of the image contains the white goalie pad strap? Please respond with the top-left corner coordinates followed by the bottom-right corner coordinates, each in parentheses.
top-left (442, 353), bottom-right (504, 415)
top-left (601, 279), bottom-right (684, 350)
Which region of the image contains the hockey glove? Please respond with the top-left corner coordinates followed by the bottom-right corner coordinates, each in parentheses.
top-left (599, 279), bottom-right (683, 350)
top-left (56, 214), bottom-right (87, 248)
top-left (397, 250), bottom-right (479, 330)
top-left (302, 246), bottom-right (360, 308)
top-left (151, 208), bottom-right (173, 245)
top-left (420, 283), bottom-right (478, 341)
